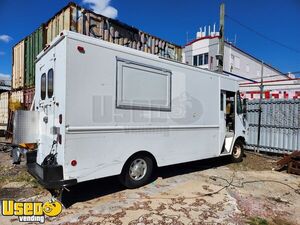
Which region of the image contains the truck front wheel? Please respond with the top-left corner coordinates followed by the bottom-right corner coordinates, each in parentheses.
top-left (231, 140), bottom-right (244, 163)
top-left (119, 154), bottom-right (154, 189)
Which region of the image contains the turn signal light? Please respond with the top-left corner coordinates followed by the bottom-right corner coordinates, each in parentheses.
top-left (71, 160), bottom-right (77, 166)
top-left (77, 46), bottom-right (85, 53)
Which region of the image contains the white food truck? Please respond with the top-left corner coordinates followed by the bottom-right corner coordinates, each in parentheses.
top-left (15, 31), bottom-right (248, 193)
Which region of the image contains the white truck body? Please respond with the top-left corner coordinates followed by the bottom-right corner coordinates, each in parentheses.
top-left (28, 31), bottom-right (246, 188)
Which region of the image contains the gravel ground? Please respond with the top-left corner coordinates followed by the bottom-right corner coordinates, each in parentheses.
top-left (0, 148), bottom-right (299, 225)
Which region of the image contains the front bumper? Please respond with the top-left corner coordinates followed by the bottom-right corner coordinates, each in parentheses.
top-left (26, 151), bottom-right (77, 189)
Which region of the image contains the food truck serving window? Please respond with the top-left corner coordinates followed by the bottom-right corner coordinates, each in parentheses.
top-left (41, 73), bottom-right (46, 100)
top-left (116, 58), bottom-right (172, 111)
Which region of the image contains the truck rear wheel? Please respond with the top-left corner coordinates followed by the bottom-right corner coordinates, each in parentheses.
top-left (119, 154), bottom-right (153, 189)
top-left (231, 140), bottom-right (244, 163)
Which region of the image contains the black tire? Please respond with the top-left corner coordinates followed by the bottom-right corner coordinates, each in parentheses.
top-left (119, 154), bottom-right (154, 189)
top-left (231, 139), bottom-right (244, 163)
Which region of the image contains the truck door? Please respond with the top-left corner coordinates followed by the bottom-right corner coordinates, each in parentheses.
top-left (220, 91), bottom-right (235, 154)
top-left (36, 54), bottom-right (56, 165)
top-left (220, 91), bottom-right (227, 152)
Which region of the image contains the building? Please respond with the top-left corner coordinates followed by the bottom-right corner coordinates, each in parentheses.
top-left (0, 75), bottom-right (11, 93)
top-left (183, 26), bottom-right (300, 99)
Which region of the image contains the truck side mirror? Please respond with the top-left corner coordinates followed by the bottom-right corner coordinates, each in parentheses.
top-left (242, 99), bottom-right (247, 114)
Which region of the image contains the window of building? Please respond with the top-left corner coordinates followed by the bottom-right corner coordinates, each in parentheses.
top-left (193, 55), bottom-right (197, 66)
top-left (198, 54), bottom-right (203, 66)
top-left (193, 53), bottom-right (209, 66)
top-left (231, 54), bottom-right (234, 62)
top-left (234, 56), bottom-right (240, 69)
top-left (204, 53), bottom-right (208, 65)
top-left (246, 64), bottom-right (250, 73)
top-left (231, 54), bottom-right (240, 69)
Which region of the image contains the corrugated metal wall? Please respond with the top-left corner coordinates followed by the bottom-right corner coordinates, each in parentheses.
top-left (25, 26), bottom-right (45, 88)
top-left (246, 99), bottom-right (300, 153)
top-left (11, 3), bottom-right (183, 91)
top-left (23, 88), bottom-right (35, 110)
top-left (0, 92), bottom-right (9, 125)
top-left (12, 40), bottom-right (25, 89)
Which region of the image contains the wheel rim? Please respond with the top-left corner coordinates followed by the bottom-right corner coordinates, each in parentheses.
top-left (233, 145), bottom-right (242, 158)
top-left (129, 158), bottom-right (147, 181)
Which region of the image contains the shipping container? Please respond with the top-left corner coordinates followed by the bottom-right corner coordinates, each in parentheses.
top-left (46, 3), bottom-right (83, 45)
top-left (12, 40), bottom-right (25, 89)
top-left (24, 88), bottom-right (35, 110)
top-left (0, 92), bottom-right (9, 125)
top-left (10, 90), bottom-right (24, 111)
top-left (44, 2), bottom-right (182, 61)
top-left (12, 3), bottom-right (183, 92)
top-left (82, 10), bottom-right (182, 61)
top-left (25, 26), bottom-right (45, 88)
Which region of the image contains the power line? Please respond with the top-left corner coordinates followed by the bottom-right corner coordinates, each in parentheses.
top-left (248, 70), bottom-right (300, 80)
top-left (240, 83), bottom-right (300, 88)
top-left (225, 14), bottom-right (300, 54)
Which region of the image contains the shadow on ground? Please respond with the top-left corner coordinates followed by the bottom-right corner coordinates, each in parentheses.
top-left (61, 155), bottom-right (233, 207)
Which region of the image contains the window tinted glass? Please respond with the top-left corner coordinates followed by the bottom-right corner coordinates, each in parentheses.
top-left (199, 54), bottom-right (203, 65)
top-left (204, 53), bottom-right (208, 64)
top-left (236, 91), bottom-right (243, 114)
top-left (193, 55), bottom-right (198, 66)
top-left (220, 93), bottom-right (224, 111)
top-left (48, 69), bottom-right (54, 98)
top-left (41, 73), bottom-right (46, 100)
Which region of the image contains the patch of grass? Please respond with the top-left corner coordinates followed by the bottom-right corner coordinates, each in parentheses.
top-left (14, 170), bottom-right (34, 183)
top-left (247, 217), bottom-right (269, 225)
top-left (270, 217), bottom-right (294, 225)
top-left (0, 165), bottom-right (43, 191)
top-left (227, 152), bottom-right (277, 171)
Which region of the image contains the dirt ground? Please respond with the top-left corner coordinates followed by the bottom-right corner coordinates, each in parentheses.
top-left (0, 146), bottom-right (299, 225)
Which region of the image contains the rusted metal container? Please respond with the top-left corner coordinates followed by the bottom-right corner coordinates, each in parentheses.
top-left (0, 92), bottom-right (9, 125)
top-left (45, 3), bottom-right (83, 45)
top-left (25, 25), bottom-right (45, 88)
top-left (9, 90), bottom-right (24, 111)
top-left (82, 10), bottom-right (182, 61)
top-left (12, 41), bottom-right (25, 90)
top-left (23, 88), bottom-right (35, 110)
top-left (12, 2), bottom-right (183, 91)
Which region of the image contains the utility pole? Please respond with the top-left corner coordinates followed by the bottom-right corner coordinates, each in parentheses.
top-left (256, 61), bottom-right (264, 153)
top-left (218, 3), bottom-right (225, 73)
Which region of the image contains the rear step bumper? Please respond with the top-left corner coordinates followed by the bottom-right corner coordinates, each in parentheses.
top-left (26, 151), bottom-right (77, 189)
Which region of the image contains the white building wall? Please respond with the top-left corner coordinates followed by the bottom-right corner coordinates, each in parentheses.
top-left (224, 43), bottom-right (283, 81)
top-left (183, 35), bottom-right (300, 99)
